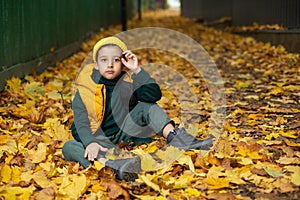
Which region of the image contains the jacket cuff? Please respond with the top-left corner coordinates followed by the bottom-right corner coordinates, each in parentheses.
top-left (81, 135), bottom-right (99, 147)
top-left (131, 68), bottom-right (151, 85)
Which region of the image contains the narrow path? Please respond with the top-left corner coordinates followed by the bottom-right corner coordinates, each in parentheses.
top-left (0, 9), bottom-right (299, 200)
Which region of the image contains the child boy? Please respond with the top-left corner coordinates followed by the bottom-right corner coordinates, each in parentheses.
top-left (62, 36), bottom-right (212, 181)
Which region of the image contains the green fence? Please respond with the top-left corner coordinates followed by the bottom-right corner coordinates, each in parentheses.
top-left (0, 0), bottom-right (134, 90)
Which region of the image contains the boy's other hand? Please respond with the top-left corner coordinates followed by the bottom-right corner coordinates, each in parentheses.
top-left (121, 50), bottom-right (141, 74)
top-left (84, 142), bottom-right (108, 161)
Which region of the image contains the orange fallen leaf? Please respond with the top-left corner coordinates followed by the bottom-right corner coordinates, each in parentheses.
top-left (102, 179), bottom-right (130, 200)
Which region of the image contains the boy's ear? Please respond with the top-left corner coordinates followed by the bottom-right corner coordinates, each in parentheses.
top-left (94, 62), bottom-right (99, 70)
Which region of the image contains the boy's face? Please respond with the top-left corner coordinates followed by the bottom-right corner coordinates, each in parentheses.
top-left (95, 45), bottom-right (123, 80)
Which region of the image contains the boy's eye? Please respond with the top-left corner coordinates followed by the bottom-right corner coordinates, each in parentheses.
top-left (100, 58), bottom-right (107, 62)
top-left (114, 58), bottom-right (121, 62)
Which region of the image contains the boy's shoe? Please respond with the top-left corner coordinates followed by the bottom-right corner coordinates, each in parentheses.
top-left (105, 157), bottom-right (141, 182)
top-left (167, 128), bottom-right (213, 150)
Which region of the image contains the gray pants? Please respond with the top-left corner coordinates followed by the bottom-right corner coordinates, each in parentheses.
top-left (62, 102), bottom-right (172, 168)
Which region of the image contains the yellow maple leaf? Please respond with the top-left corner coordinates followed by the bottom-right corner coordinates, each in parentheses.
top-left (0, 135), bottom-right (8, 145)
top-left (0, 185), bottom-right (35, 200)
top-left (284, 166), bottom-right (300, 186)
top-left (156, 146), bottom-right (184, 167)
top-left (206, 165), bottom-right (225, 179)
top-left (185, 188), bottom-right (201, 197)
top-left (237, 157), bottom-right (253, 165)
top-left (234, 81), bottom-right (249, 89)
top-left (46, 90), bottom-right (62, 100)
top-left (58, 174), bottom-right (87, 199)
top-left (224, 169), bottom-right (246, 185)
top-left (265, 132), bottom-right (280, 140)
top-left (5, 77), bottom-right (22, 93)
top-left (144, 141), bottom-right (158, 153)
top-left (247, 113), bottom-right (262, 120)
top-left (43, 118), bottom-right (70, 142)
top-left (223, 125), bottom-right (238, 134)
top-left (18, 132), bottom-right (31, 149)
top-left (231, 108), bottom-right (245, 116)
top-left (0, 137), bottom-right (18, 157)
top-left (279, 130), bottom-right (298, 139)
top-left (177, 154), bottom-right (195, 173)
top-left (269, 87), bottom-right (284, 95)
top-left (33, 171), bottom-right (57, 188)
top-left (205, 177), bottom-right (230, 189)
top-left (173, 174), bottom-right (195, 189)
top-left (140, 174), bottom-right (160, 192)
top-left (45, 80), bottom-right (63, 91)
top-left (11, 166), bottom-right (21, 183)
top-left (284, 139), bottom-right (300, 147)
top-left (93, 161), bottom-right (105, 171)
top-left (91, 183), bottom-right (106, 193)
top-left (1, 164), bottom-right (12, 183)
top-left (132, 148), bottom-right (161, 171)
top-left (237, 145), bottom-right (262, 159)
top-left (27, 143), bottom-right (47, 163)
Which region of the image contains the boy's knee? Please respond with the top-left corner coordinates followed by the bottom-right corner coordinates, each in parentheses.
top-left (62, 141), bottom-right (70, 157)
top-left (62, 140), bottom-right (78, 159)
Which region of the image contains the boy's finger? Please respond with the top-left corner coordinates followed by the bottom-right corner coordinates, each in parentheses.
top-left (89, 154), bottom-right (95, 161)
top-left (100, 146), bottom-right (108, 152)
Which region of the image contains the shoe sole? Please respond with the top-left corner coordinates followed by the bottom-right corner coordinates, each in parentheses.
top-left (187, 139), bottom-right (213, 150)
top-left (118, 157), bottom-right (141, 182)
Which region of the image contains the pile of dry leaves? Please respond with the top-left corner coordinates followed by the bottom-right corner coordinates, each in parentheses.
top-left (0, 10), bottom-right (299, 200)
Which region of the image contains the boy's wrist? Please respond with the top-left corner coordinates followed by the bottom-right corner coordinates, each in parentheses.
top-left (132, 67), bottom-right (141, 74)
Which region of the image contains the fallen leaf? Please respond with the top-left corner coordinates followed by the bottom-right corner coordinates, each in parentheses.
top-left (276, 156), bottom-right (300, 165)
top-left (93, 161), bottom-right (105, 171)
top-left (27, 143), bottom-right (47, 163)
top-left (284, 139), bottom-right (300, 147)
top-left (58, 174), bottom-right (87, 199)
top-left (263, 166), bottom-right (284, 178)
top-left (1, 164), bottom-right (12, 183)
top-left (140, 174), bottom-right (160, 192)
top-left (0, 185), bottom-right (36, 200)
top-left (185, 188), bottom-right (201, 197)
top-left (33, 187), bottom-right (55, 200)
top-left (205, 177), bottom-right (230, 189)
top-left (284, 166), bottom-right (300, 186)
top-left (102, 179), bottom-right (130, 200)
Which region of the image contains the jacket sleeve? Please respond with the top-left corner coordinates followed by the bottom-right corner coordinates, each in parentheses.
top-left (72, 92), bottom-right (113, 148)
top-left (131, 68), bottom-right (162, 102)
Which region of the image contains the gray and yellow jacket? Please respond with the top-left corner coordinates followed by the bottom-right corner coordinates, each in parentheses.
top-left (71, 64), bottom-right (162, 148)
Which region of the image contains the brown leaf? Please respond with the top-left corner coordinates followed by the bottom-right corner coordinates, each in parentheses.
top-left (33, 187), bottom-right (55, 200)
top-left (207, 192), bottom-right (237, 200)
top-left (10, 154), bottom-right (25, 166)
top-left (101, 180), bottom-right (130, 200)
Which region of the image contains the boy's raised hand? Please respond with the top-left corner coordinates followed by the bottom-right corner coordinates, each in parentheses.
top-left (84, 142), bottom-right (108, 161)
top-left (121, 50), bottom-right (141, 74)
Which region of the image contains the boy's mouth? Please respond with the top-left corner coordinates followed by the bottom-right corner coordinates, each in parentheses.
top-left (106, 70), bottom-right (114, 74)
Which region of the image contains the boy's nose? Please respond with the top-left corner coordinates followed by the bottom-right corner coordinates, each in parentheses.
top-left (108, 61), bottom-right (113, 67)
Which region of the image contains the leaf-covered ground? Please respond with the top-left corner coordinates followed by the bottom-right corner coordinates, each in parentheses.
top-left (1, 10), bottom-right (300, 200)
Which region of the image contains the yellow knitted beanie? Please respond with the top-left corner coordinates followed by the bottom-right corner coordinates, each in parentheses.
top-left (93, 36), bottom-right (128, 62)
